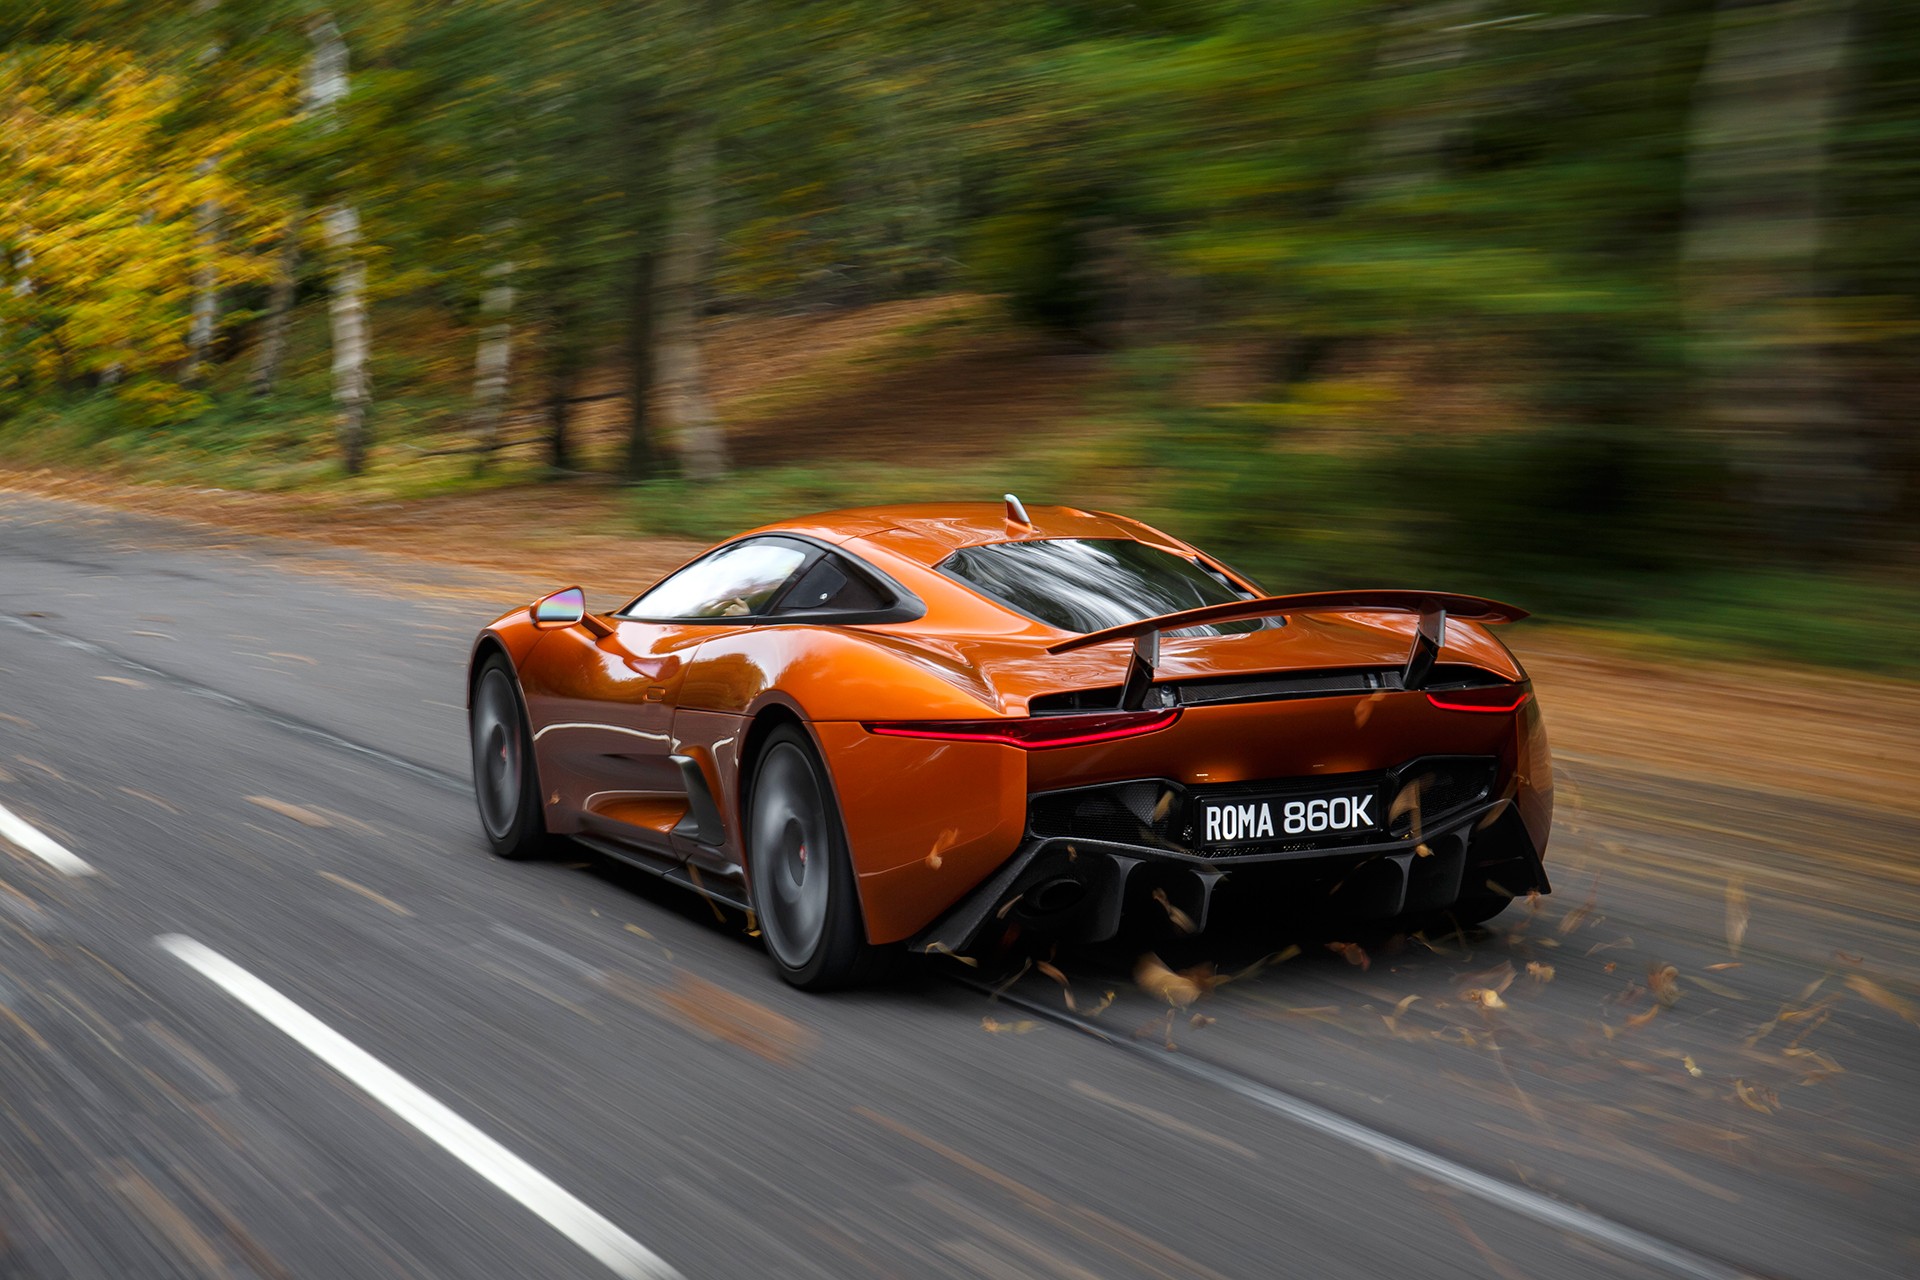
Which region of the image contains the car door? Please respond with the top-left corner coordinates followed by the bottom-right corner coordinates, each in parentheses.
top-left (519, 538), bottom-right (814, 857)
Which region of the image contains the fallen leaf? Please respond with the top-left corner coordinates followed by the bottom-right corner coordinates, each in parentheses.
top-left (96, 676), bottom-right (145, 688)
top-left (1834, 951), bottom-right (1863, 965)
top-left (1649, 963), bottom-right (1682, 1007)
top-left (994, 894), bottom-right (1022, 919)
top-left (1325, 941), bottom-right (1370, 971)
top-left (1177, 963), bottom-right (1221, 999)
top-left (1690, 975), bottom-right (1748, 1000)
top-left (1706, 962), bottom-right (1743, 971)
top-left (1150, 887), bottom-right (1196, 934)
top-left (1626, 1005), bottom-right (1660, 1028)
top-left (1603, 961), bottom-right (1617, 974)
top-left (1036, 960), bottom-right (1077, 1011)
top-left (1134, 953), bottom-right (1201, 1007)
top-left (1393, 994), bottom-right (1422, 1017)
top-left (1151, 790), bottom-right (1173, 822)
top-left (244, 796), bottom-right (330, 827)
top-left (1845, 974), bottom-right (1920, 1027)
top-left (1461, 961), bottom-right (1515, 995)
top-left (1732, 1079), bottom-right (1772, 1113)
top-left (1683, 1054), bottom-right (1703, 1078)
top-left (1526, 962), bottom-right (1555, 985)
top-left (1188, 1014), bottom-right (1216, 1027)
top-left (1462, 988), bottom-right (1507, 1010)
top-left (1585, 936), bottom-right (1634, 956)
top-left (1558, 875), bottom-right (1601, 934)
top-left (1082, 990), bottom-right (1116, 1016)
top-left (1725, 874), bottom-right (1749, 956)
top-left (0, 713), bottom-right (36, 729)
top-left (982, 1018), bottom-right (1036, 1034)
top-left (924, 826), bottom-right (959, 870)
top-left (921, 941), bottom-right (977, 967)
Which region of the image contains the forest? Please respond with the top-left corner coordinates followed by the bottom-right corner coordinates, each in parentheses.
top-left (2, 0), bottom-right (1916, 669)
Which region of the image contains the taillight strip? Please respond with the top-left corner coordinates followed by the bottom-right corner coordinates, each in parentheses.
top-left (1425, 690), bottom-right (1531, 713)
top-left (864, 708), bottom-right (1181, 750)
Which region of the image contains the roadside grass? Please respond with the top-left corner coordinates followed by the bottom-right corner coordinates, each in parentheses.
top-left (3, 295), bottom-right (1914, 679)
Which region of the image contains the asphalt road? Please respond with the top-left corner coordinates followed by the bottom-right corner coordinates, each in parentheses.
top-left (1, 490), bottom-right (1915, 1280)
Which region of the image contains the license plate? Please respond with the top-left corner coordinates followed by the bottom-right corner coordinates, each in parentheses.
top-left (1201, 792), bottom-right (1378, 845)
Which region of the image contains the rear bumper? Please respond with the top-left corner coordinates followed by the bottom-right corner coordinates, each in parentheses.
top-left (907, 794), bottom-right (1549, 956)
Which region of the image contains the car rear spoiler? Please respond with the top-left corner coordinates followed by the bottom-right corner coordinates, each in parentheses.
top-left (1045, 590), bottom-right (1529, 710)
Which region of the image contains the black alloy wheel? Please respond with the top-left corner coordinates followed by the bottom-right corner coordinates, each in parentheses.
top-left (746, 724), bottom-right (890, 990)
top-left (470, 654), bottom-right (550, 860)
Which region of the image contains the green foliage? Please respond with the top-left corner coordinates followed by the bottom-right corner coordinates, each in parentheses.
top-left (3, 0), bottom-right (1918, 672)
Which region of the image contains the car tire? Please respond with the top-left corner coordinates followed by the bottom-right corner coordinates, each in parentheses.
top-left (746, 724), bottom-right (890, 990)
top-left (469, 654), bottom-right (552, 861)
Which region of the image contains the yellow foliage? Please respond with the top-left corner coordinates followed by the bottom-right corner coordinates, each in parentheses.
top-left (0, 44), bottom-right (292, 385)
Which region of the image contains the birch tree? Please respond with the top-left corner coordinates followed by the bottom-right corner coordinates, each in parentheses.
top-left (655, 113), bottom-right (726, 479)
top-left (183, 0), bottom-right (221, 384)
top-left (306, 13), bottom-right (371, 474)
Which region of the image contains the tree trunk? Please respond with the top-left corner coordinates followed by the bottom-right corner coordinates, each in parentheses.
top-left (545, 357), bottom-right (577, 472)
top-left (250, 216), bottom-right (298, 396)
top-left (1350, 1), bottom-right (1485, 201)
top-left (469, 258), bottom-right (514, 465)
top-left (185, 0), bottom-right (221, 385)
top-left (186, 176), bottom-right (219, 384)
top-left (1683, 0), bottom-right (1874, 539)
top-left (307, 14), bottom-right (371, 474)
top-left (624, 251), bottom-right (657, 481)
top-left (323, 205), bottom-right (371, 472)
top-left (654, 115), bottom-right (726, 480)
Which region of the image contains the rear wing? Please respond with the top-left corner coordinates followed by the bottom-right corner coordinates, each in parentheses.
top-left (1045, 590), bottom-right (1529, 710)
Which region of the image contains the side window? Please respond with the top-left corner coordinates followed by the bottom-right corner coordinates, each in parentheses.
top-left (621, 539), bottom-right (809, 620)
top-left (773, 554), bottom-right (887, 614)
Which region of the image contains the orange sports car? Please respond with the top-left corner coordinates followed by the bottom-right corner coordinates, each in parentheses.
top-left (467, 499), bottom-right (1552, 989)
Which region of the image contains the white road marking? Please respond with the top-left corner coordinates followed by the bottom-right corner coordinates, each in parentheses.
top-left (157, 935), bottom-right (681, 1280)
top-left (0, 801), bottom-right (95, 876)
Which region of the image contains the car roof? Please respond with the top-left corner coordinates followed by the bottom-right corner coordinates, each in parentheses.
top-left (742, 502), bottom-right (1195, 567)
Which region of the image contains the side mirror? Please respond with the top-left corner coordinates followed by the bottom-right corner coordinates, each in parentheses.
top-left (532, 586), bottom-right (586, 627)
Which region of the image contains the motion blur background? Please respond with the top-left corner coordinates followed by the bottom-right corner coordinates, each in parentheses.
top-left (2, 0), bottom-right (1915, 669)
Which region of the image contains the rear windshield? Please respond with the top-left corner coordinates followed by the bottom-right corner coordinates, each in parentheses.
top-left (938, 538), bottom-right (1266, 635)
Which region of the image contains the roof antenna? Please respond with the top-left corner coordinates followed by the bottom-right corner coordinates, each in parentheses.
top-left (1004, 493), bottom-right (1031, 527)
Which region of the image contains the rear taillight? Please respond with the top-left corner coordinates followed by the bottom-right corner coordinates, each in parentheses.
top-left (1426, 686), bottom-right (1531, 713)
top-left (863, 708), bottom-right (1181, 750)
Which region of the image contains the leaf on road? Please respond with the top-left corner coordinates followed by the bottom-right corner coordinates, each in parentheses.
top-left (1558, 875), bottom-right (1602, 934)
top-left (1683, 1054), bottom-right (1703, 1077)
top-left (244, 796), bottom-right (330, 827)
top-left (1461, 961), bottom-right (1515, 995)
top-left (1325, 941), bottom-right (1370, 970)
top-left (1526, 962), bottom-right (1555, 985)
top-left (1732, 1079), bottom-right (1773, 1113)
top-left (1603, 961), bottom-right (1617, 973)
top-left (1845, 974), bottom-right (1920, 1027)
top-left (1393, 994), bottom-right (1422, 1017)
top-left (1691, 975), bottom-right (1748, 1000)
top-left (1706, 962), bottom-right (1743, 970)
top-left (982, 1018), bottom-right (1036, 1034)
top-left (1834, 950), bottom-right (1864, 965)
top-left (1462, 988), bottom-right (1507, 1010)
top-left (1725, 874), bottom-right (1749, 956)
top-left (1649, 963), bottom-right (1682, 1007)
top-left (1134, 953), bottom-right (1201, 1007)
top-left (1626, 1005), bottom-right (1660, 1028)
top-left (1586, 936), bottom-right (1634, 956)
